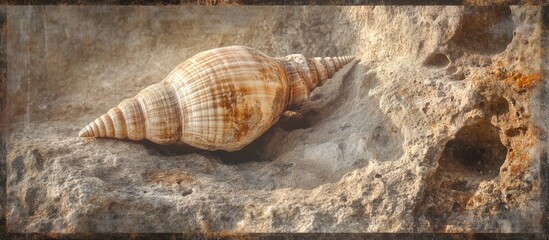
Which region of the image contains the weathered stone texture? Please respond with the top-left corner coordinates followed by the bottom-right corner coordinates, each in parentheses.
top-left (1, 6), bottom-right (545, 233)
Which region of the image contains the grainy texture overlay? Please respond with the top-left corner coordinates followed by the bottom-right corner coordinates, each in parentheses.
top-left (1, 6), bottom-right (545, 233)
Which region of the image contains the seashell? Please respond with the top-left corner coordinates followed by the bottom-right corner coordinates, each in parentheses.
top-left (79, 46), bottom-right (354, 151)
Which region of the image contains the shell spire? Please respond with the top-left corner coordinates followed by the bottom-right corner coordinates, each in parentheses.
top-left (78, 99), bottom-right (142, 141)
top-left (278, 54), bottom-right (355, 110)
top-left (79, 82), bottom-right (181, 145)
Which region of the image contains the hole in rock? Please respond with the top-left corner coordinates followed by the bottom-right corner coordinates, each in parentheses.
top-left (420, 120), bottom-right (507, 231)
top-left (487, 96), bottom-right (510, 117)
top-left (476, 96), bottom-right (510, 119)
top-left (423, 52), bottom-right (450, 68)
top-left (505, 125), bottom-right (528, 138)
top-left (442, 119), bottom-right (506, 183)
top-left (449, 6), bottom-right (514, 55)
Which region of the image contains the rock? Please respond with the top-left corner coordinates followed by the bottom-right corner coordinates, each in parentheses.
top-left (1, 5), bottom-right (545, 233)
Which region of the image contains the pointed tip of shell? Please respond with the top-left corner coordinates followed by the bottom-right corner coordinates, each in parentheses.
top-left (78, 125), bottom-right (93, 138)
top-left (337, 56), bottom-right (356, 65)
top-left (78, 124), bottom-right (96, 137)
top-left (78, 109), bottom-right (122, 139)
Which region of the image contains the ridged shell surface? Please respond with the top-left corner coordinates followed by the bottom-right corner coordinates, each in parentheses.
top-left (79, 46), bottom-right (354, 151)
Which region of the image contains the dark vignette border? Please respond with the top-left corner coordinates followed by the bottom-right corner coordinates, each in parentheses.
top-left (541, 4), bottom-right (549, 237)
top-left (0, 233), bottom-right (547, 240)
top-left (0, 2), bottom-right (547, 240)
top-left (0, 6), bottom-right (7, 240)
top-left (2, 0), bottom-right (548, 6)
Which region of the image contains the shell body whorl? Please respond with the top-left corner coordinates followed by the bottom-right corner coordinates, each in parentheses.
top-left (79, 46), bottom-right (354, 151)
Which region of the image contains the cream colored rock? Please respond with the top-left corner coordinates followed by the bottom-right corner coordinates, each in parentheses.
top-left (78, 46), bottom-right (354, 151)
top-left (4, 6), bottom-right (543, 234)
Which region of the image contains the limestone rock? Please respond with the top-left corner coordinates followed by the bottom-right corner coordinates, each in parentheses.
top-left (1, 6), bottom-right (545, 233)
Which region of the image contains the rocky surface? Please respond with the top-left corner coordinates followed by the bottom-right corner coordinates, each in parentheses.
top-left (1, 6), bottom-right (546, 233)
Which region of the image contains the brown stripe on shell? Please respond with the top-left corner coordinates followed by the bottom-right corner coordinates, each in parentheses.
top-left (313, 57), bottom-right (328, 86)
top-left (94, 118), bottom-right (106, 137)
top-left (90, 121), bottom-right (99, 137)
top-left (333, 57), bottom-right (341, 70)
top-left (119, 97), bottom-right (146, 141)
top-left (278, 59), bottom-right (308, 110)
top-left (101, 114), bottom-right (115, 137)
top-left (306, 58), bottom-right (319, 88)
top-left (108, 107), bottom-right (127, 139)
top-left (164, 83), bottom-right (184, 143)
top-left (287, 55), bottom-right (316, 93)
top-left (135, 83), bottom-right (182, 144)
top-left (323, 57), bottom-right (336, 78)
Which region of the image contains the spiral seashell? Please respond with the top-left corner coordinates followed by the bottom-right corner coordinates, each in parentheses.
top-left (79, 46), bottom-right (354, 151)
